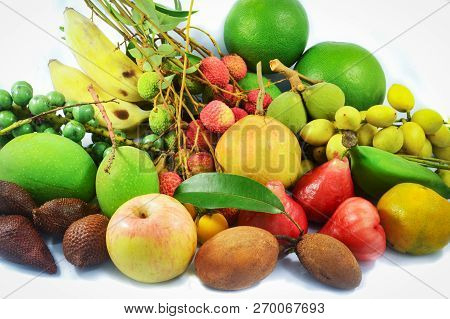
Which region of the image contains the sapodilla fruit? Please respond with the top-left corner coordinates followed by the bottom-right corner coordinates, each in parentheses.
top-left (0, 180), bottom-right (37, 219)
top-left (222, 54), bottom-right (247, 81)
top-left (215, 115), bottom-right (302, 188)
top-left (199, 57), bottom-right (230, 88)
top-left (63, 214), bottom-right (109, 268)
top-left (186, 120), bottom-right (213, 151)
top-left (0, 215), bottom-right (56, 273)
top-left (243, 89), bottom-right (272, 114)
top-left (200, 100), bottom-right (235, 133)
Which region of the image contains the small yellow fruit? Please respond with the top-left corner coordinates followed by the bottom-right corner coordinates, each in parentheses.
top-left (334, 106), bottom-right (361, 131)
top-left (427, 124), bottom-right (450, 148)
top-left (300, 119), bottom-right (335, 146)
top-left (326, 134), bottom-right (347, 160)
top-left (366, 105), bottom-right (397, 128)
top-left (433, 145), bottom-right (450, 160)
top-left (373, 126), bottom-right (404, 153)
top-left (387, 84), bottom-right (415, 112)
top-left (418, 139), bottom-right (433, 157)
top-left (411, 109), bottom-right (443, 134)
top-left (197, 213), bottom-right (229, 244)
top-left (377, 183), bottom-right (450, 255)
top-left (357, 123), bottom-right (378, 146)
top-left (400, 121), bottom-right (426, 155)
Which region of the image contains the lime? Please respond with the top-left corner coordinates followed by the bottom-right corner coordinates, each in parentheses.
top-left (296, 42), bottom-right (386, 110)
top-left (224, 0), bottom-right (309, 73)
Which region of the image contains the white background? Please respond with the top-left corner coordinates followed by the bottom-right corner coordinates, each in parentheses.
top-left (0, 0), bottom-right (449, 299)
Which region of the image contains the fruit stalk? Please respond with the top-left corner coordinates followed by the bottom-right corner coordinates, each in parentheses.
top-left (398, 155), bottom-right (450, 170)
top-left (270, 59), bottom-right (304, 91)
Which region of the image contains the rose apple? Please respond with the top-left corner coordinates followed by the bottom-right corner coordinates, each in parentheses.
top-left (292, 157), bottom-right (354, 223)
top-left (238, 181), bottom-right (308, 240)
top-left (320, 197), bottom-right (386, 261)
top-left (106, 194), bottom-right (197, 283)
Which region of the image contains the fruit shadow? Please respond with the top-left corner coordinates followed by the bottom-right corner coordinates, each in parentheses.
top-left (382, 247), bottom-right (444, 267)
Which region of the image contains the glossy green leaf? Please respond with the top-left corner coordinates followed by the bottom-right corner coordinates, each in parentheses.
top-left (142, 61), bottom-right (152, 72)
top-left (155, 4), bottom-right (197, 18)
top-left (135, 0), bottom-right (160, 24)
top-left (128, 48), bottom-right (143, 59)
top-left (174, 173), bottom-right (284, 214)
top-left (157, 43), bottom-right (177, 57)
top-left (156, 12), bottom-right (187, 32)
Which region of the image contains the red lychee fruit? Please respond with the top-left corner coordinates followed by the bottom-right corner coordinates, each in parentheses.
top-left (199, 56), bottom-right (230, 88)
top-left (200, 100), bottom-right (235, 133)
top-left (231, 107), bottom-right (248, 121)
top-left (221, 54), bottom-right (247, 81)
top-left (186, 120), bottom-right (213, 151)
top-left (243, 89), bottom-right (273, 114)
top-left (187, 152), bottom-right (215, 175)
top-left (214, 84), bottom-right (239, 106)
top-left (217, 208), bottom-right (239, 226)
top-left (159, 172), bottom-right (183, 197)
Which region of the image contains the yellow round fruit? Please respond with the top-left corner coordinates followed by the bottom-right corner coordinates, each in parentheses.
top-left (427, 124), bottom-right (450, 148)
top-left (377, 183), bottom-right (450, 255)
top-left (418, 139), bottom-right (433, 157)
top-left (387, 84), bottom-right (415, 112)
top-left (357, 123), bottom-right (378, 146)
top-left (433, 145), bottom-right (450, 160)
top-left (400, 121), bottom-right (426, 155)
top-left (300, 119), bottom-right (335, 146)
top-left (197, 213), bottom-right (229, 244)
top-left (373, 126), bottom-right (404, 153)
top-left (411, 109), bottom-right (443, 134)
top-left (366, 105), bottom-right (397, 128)
top-left (215, 115), bottom-right (302, 187)
top-left (326, 134), bottom-right (347, 160)
top-left (334, 106), bottom-right (361, 131)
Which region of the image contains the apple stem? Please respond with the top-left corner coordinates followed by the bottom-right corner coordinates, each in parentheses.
top-left (281, 211), bottom-right (304, 236)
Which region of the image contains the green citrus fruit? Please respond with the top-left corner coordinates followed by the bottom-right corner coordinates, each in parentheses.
top-left (295, 42), bottom-right (386, 110)
top-left (224, 0), bottom-right (309, 73)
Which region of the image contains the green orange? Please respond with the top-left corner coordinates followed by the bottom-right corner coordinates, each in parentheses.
top-left (296, 41), bottom-right (386, 110)
top-left (224, 0), bottom-right (309, 73)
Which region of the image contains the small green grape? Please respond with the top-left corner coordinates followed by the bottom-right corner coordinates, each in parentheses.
top-left (12, 123), bottom-right (34, 137)
top-left (11, 81), bottom-right (32, 91)
top-left (63, 120), bottom-right (86, 142)
top-left (28, 95), bottom-right (51, 115)
top-left (72, 104), bottom-right (94, 124)
top-left (300, 119), bottom-right (335, 146)
top-left (400, 121), bottom-right (426, 155)
top-left (312, 146), bottom-right (327, 164)
top-left (91, 142), bottom-right (110, 163)
top-left (334, 106), bottom-right (361, 131)
top-left (63, 100), bottom-right (78, 116)
top-left (86, 118), bottom-right (99, 128)
top-left (0, 111), bottom-right (17, 129)
top-left (326, 133), bottom-right (347, 160)
top-left (418, 139), bottom-right (433, 157)
top-left (427, 124), bottom-right (450, 148)
top-left (387, 84), bottom-right (415, 112)
top-left (373, 126), bottom-right (404, 153)
top-left (0, 89), bottom-right (13, 110)
top-left (411, 109), bottom-right (443, 134)
top-left (46, 91), bottom-right (66, 107)
top-left (43, 127), bottom-right (57, 134)
top-left (357, 123), bottom-right (378, 146)
top-left (11, 85), bottom-right (33, 107)
top-left (142, 134), bottom-right (164, 150)
top-left (366, 105), bottom-right (397, 128)
top-left (114, 130), bottom-right (127, 139)
top-left (34, 122), bottom-right (52, 133)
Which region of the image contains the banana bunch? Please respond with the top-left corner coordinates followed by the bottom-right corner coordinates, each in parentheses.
top-left (49, 60), bottom-right (149, 131)
top-left (64, 8), bottom-right (143, 103)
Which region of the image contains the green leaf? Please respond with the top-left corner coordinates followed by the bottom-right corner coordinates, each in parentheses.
top-left (185, 52), bottom-right (202, 65)
top-left (174, 173), bottom-right (284, 214)
top-left (107, 3), bottom-right (133, 26)
top-left (156, 12), bottom-right (187, 32)
top-left (157, 43), bottom-right (177, 57)
top-left (135, 0), bottom-right (160, 24)
top-left (128, 48), bottom-right (143, 59)
top-left (142, 61), bottom-right (152, 72)
top-left (149, 54), bottom-right (162, 67)
top-left (155, 4), bottom-right (197, 18)
top-left (173, 0), bottom-right (182, 11)
top-left (161, 74), bottom-right (175, 89)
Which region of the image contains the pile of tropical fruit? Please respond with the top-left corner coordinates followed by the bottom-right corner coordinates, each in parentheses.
top-left (0, 0), bottom-right (449, 291)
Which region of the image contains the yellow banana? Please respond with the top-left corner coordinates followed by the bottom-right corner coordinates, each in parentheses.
top-left (64, 8), bottom-right (143, 102)
top-left (48, 59), bottom-right (149, 131)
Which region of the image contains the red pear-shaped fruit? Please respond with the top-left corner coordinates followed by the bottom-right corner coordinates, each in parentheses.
top-left (292, 157), bottom-right (354, 223)
top-left (320, 197), bottom-right (386, 261)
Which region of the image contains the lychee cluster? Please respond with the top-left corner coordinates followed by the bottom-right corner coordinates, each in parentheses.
top-left (187, 152), bottom-right (215, 175)
top-left (243, 89), bottom-right (273, 114)
top-left (221, 54), bottom-right (247, 81)
top-left (199, 57), bottom-right (230, 88)
top-left (200, 100), bottom-right (235, 133)
top-left (159, 172), bottom-right (183, 197)
top-left (186, 119), bottom-right (213, 150)
top-left (214, 84), bottom-right (239, 106)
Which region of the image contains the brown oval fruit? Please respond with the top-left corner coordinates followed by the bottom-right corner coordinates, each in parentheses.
top-left (63, 214), bottom-right (109, 268)
top-left (195, 226), bottom-right (278, 290)
top-left (33, 198), bottom-right (97, 237)
top-left (0, 180), bottom-right (37, 219)
top-left (296, 233), bottom-right (361, 289)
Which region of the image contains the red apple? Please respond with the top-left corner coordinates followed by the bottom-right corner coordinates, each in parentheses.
top-left (320, 197), bottom-right (386, 261)
top-left (292, 157), bottom-right (354, 224)
top-left (106, 194), bottom-right (197, 283)
top-left (238, 181), bottom-right (308, 240)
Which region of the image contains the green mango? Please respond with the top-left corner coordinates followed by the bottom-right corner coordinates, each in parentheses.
top-left (349, 146), bottom-right (450, 199)
top-left (266, 91), bottom-right (307, 133)
top-left (96, 146), bottom-right (159, 217)
top-left (0, 133), bottom-right (96, 203)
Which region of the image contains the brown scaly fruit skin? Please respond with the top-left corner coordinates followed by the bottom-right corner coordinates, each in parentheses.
top-left (63, 214), bottom-right (109, 268)
top-left (0, 215), bottom-right (56, 273)
top-left (195, 226), bottom-right (278, 290)
top-left (296, 233), bottom-right (361, 289)
top-left (32, 198), bottom-right (98, 237)
top-left (0, 180), bottom-right (37, 219)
